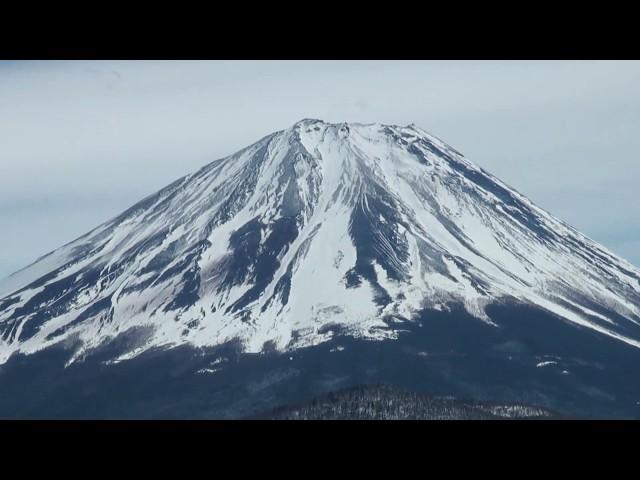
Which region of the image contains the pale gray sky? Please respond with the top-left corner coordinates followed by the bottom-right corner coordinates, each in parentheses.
top-left (0, 60), bottom-right (639, 278)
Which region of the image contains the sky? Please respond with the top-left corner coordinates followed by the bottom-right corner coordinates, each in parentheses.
top-left (0, 60), bottom-right (639, 279)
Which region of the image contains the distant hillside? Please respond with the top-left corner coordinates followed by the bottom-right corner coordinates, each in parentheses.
top-left (253, 385), bottom-right (562, 420)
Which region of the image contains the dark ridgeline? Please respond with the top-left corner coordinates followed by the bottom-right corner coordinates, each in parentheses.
top-left (253, 385), bottom-right (561, 420)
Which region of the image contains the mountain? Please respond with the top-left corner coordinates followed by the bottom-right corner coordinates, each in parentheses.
top-left (1, 119), bottom-right (640, 419)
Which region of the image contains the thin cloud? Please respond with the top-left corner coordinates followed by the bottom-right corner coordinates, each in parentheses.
top-left (0, 60), bottom-right (639, 276)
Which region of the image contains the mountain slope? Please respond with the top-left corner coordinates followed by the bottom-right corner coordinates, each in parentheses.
top-left (1, 118), bottom-right (640, 369)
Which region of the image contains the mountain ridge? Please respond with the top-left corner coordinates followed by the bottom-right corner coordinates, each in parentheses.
top-left (250, 384), bottom-right (562, 420)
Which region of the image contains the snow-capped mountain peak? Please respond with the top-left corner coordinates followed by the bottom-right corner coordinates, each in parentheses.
top-left (2, 119), bottom-right (640, 365)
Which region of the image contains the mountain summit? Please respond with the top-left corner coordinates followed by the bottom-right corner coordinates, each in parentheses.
top-left (2, 119), bottom-right (640, 369)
